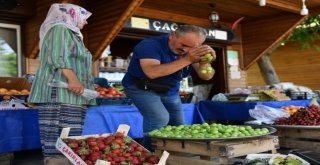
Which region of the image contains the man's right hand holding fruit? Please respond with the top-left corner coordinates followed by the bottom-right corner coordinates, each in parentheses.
top-left (188, 45), bottom-right (216, 80)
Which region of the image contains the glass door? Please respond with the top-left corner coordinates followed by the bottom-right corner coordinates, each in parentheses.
top-left (0, 23), bottom-right (21, 77)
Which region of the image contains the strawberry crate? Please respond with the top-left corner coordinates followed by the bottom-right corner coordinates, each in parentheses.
top-left (56, 124), bottom-right (169, 165)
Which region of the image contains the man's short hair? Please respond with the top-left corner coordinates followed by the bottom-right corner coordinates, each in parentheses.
top-left (175, 25), bottom-right (207, 38)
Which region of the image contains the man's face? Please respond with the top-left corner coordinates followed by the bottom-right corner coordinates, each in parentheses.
top-left (169, 31), bottom-right (206, 55)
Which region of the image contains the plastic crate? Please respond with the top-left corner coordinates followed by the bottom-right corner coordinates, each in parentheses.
top-left (282, 91), bottom-right (317, 100)
top-left (96, 96), bottom-right (132, 105)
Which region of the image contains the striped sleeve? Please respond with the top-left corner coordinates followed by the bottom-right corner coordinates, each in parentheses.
top-left (46, 25), bottom-right (73, 69)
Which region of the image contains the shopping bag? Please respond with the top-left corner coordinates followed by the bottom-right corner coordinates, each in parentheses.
top-left (249, 105), bottom-right (290, 124)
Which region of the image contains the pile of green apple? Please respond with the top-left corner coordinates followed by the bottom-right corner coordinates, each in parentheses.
top-left (148, 123), bottom-right (270, 139)
top-left (200, 53), bottom-right (214, 74)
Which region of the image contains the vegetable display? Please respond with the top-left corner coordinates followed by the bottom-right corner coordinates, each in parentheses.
top-left (148, 123), bottom-right (271, 139)
top-left (95, 86), bottom-right (126, 97)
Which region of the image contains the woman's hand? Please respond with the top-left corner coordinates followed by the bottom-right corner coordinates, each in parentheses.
top-left (62, 69), bottom-right (84, 95)
top-left (68, 79), bottom-right (84, 95)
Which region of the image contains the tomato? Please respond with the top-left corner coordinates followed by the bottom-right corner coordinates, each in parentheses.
top-left (109, 90), bottom-right (117, 96)
top-left (99, 91), bottom-right (106, 96)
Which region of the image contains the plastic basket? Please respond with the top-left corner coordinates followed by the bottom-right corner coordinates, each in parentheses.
top-left (96, 96), bottom-right (132, 105)
top-left (282, 91), bottom-right (317, 100)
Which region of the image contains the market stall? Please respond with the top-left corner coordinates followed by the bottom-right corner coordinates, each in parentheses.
top-left (0, 103), bottom-right (203, 153)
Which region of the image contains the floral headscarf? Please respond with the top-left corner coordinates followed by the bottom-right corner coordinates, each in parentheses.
top-left (39, 3), bottom-right (92, 49)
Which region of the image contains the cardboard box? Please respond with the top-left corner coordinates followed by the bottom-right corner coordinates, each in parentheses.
top-left (56, 124), bottom-right (169, 165)
top-left (0, 77), bottom-right (31, 91)
top-left (0, 77), bottom-right (31, 102)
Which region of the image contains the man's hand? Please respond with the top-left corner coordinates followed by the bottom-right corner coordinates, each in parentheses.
top-left (191, 45), bottom-right (216, 80)
top-left (185, 45), bottom-right (216, 63)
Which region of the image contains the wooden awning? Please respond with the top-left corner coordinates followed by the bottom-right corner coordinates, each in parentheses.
top-left (5, 0), bottom-right (320, 69)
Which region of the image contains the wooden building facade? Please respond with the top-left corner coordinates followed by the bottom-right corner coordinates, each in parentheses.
top-left (247, 41), bottom-right (320, 90)
top-left (1, 0), bottom-right (320, 95)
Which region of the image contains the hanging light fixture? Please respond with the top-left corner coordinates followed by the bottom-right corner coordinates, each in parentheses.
top-left (300, 0), bottom-right (309, 15)
top-left (259, 0), bottom-right (266, 6)
top-left (209, 11), bottom-right (219, 23)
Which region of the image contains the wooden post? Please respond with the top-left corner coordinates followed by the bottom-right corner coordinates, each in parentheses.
top-left (257, 54), bottom-right (280, 85)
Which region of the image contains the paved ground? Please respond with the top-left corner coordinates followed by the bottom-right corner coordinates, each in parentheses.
top-left (13, 149), bottom-right (43, 165)
top-left (4, 148), bottom-right (320, 165)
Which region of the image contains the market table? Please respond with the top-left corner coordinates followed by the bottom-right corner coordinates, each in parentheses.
top-left (82, 103), bottom-right (204, 139)
top-left (0, 103), bottom-right (203, 153)
top-left (196, 100), bottom-right (311, 121)
top-left (0, 109), bottom-right (40, 154)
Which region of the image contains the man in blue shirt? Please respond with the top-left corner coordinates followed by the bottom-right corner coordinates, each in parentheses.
top-left (122, 25), bottom-right (215, 151)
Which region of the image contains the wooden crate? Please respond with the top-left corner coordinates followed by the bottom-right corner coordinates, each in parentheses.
top-left (153, 135), bottom-right (279, 165)
top-left (275, 126), bottom-right (320, 152)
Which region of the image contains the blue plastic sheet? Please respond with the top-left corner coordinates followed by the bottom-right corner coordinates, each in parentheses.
top-left (197, 100), bottom-right (311, 121)
top-left (82, 103), bottom-right (204, 138)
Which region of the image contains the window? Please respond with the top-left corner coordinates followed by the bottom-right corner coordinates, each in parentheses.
top-left (0, 23), bottom-right (21, 77)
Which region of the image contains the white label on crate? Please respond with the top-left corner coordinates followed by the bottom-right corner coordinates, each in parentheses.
top-left (95, 160), bottom-right (111, 165)
top-left (60, 128), bottom-right (71, 138)
top-left (116, 124), bottom-right (130, 136)
top-left (56, 138), bottom-right (86, 165)
top-left (157, 150), bottom-right (170, 165)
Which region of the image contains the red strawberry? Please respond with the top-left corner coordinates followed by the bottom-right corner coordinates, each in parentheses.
top-left (88, 141), bottom-right (97, 147)
top-left (113, 132), bottom-right (125, 138)
top-left (77, 139), bottom-right (87, 147)
top-left (123, 153), bottom-right (131, 158)
top-left (67, 142), bottom-right (79, 149)
top-left (147, 155), bottom-right (160, 164)
top-left (84, 160), bottom-right (93, 165)
top-left (129, 142), bottom-right (138, 148)
top-left (91, 146), bottom-right (100, 152)
top-left (136, 146), bottom-right (143, 152)
top-left (114, 138), bottom-right (124, 145)
top-left (139, 156), bottom-right (146, 162)
top-left (113, 157), bottom-right (121, 163)
top-left (111, 148), bottom-right (121, 155)
top-left (98, 143), bottom-right (106, 151)
top-left (86, 137), bottom-right (96, 143)
top-left (80, 155), bottom-right (86, 160)
top-left (103, 139), bottom-right (113, 145)
top-left (88, 152), bottom-right (100, 162)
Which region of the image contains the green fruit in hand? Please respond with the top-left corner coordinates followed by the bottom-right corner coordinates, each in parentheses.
top-left (201, 66), bottom-right (213, 74)
top-left (203, 53), bottom-right (214, 63)
top-left (200, 53), bottom-right (213, 63)
top-left (201, 69), bottom-right (208, 74)
top-left (200, 53), bottom-right (214, 74)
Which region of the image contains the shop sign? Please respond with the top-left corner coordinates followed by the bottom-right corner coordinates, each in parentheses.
top-left (125, 16), bottom-right (230, 41)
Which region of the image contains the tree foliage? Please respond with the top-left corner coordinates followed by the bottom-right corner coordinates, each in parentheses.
top-left (285, 15), bottom-right (320, 50)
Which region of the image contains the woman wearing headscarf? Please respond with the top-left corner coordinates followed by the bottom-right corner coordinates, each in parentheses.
top-left (28, 3), bottom-right (95, 164)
